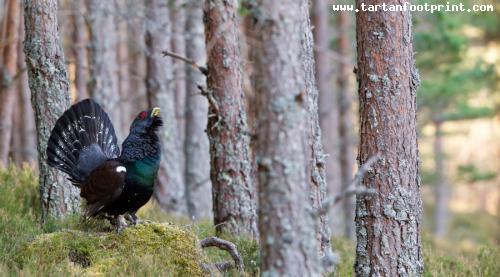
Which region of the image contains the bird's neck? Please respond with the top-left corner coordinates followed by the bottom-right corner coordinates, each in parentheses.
top-left (120, 133), bottom-right (161, 187)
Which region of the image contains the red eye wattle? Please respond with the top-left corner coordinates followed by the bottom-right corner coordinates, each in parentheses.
top-left (139, 111), bottom-right (148, 120)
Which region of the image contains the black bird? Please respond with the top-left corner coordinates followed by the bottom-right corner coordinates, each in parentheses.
top-left (46, 99), bottom-right (163, 230)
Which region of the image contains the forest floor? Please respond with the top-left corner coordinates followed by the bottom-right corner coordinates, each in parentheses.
top-left (0, 165), bottom-right (498, 276)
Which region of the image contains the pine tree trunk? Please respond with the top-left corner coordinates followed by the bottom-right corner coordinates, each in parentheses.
top-left (116, 1), bottom-right (132, 133)
top-left (170, 0), bottom-right (187, 175)
top-left (354, 0), bottom-right (423, 275)
top-left (0, 0), bottom-right (20, 165)
top-left (24, 0), bottom-right (80, 221)
top-left (184, 0), bottom-right (212, 220)
top-left (144, 0), bottom-right (187, 215)
top-left (71, 0), bottom-right (87, 101)
top-left (337, 10), bottom-right (356, 239)
top-left (86, 0), bottom-right (122, 140)
top-left (17, 9), bottom-right (36, 164)
top-left (313, 0), bottom-right (344, 238)
top-left (248, 0), bottom-right (321, 274)
top-left (203, 0), bottom-right (258, 238)
top-left (433, 120), bottom-right (448, 237)
top-left (127, 0), bottom-right (147, 111)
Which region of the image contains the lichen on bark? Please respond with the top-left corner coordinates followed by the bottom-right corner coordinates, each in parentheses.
top-left (23, 0), bottom-right (80, 222)
top-left (354, 0), bottom-right (423, 276)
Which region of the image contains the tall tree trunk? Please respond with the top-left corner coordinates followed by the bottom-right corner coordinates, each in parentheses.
top-left (433, 120), bottom-right (448, 237)
top-left (248, 0), bottom-right (321, 274)
top-left (337, 10), bottom-right (356, 239)
top-left (17, 9), bottom-right (36, 164)
top-left (203, 0), bottom-right (258, 238)
top-left (116, 1), bottom-right (132, 133)
top-left (0, 0), bottom-right (20, 165)
top-left (144, 0), bottom-right (187, 215)
top-left (127, 0), bottom-right (148, 111)
top-left (354, 0), bottom-right (423, 276)
top-left (71, 0), bottom-right (87, 101)
top-left (184, 0), bottom-right (212, 220)
top-left (310, 0), bottom-right (338, 248)
top-left (24, 0), bottom-right (80, 221)
top-left (170, 0), bottom-right (187, 174)
top-left (86, 0), bottom-right (122, 140)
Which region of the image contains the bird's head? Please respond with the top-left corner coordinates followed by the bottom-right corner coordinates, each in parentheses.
top-left (130, 107), bottom-right (163, 135)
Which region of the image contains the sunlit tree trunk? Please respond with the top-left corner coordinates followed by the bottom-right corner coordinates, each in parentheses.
top-left (184, 0), bottom-right (212, 220)
top-left (144, 0), bottom-right (187, 215)
top-left (0, 0), bottom-right (20, 165)
top-left (203, 0), bottom-right (258, 238)
top-left (433, 119), bottom-right (448, 237)
top-left (355, 0), bottom-right (423, 275)
top-left (337, 10), bottom-right (356, 239)
top-left (24, 0), bottom-right (80, 221)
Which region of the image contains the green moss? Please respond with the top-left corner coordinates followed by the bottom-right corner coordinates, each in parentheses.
top-left (16, 223), bottom-right (208, 276)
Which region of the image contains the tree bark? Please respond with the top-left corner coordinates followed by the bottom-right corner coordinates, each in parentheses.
top-left (170, 0), bottom-right (187, 167)
top-left (17, 9), bottom-right (36, 164)
top-left (337, 10), bottom-right (356, 239)
top-left (0, 0), bottom-right (20, 165)
top-left (354, 1), bottom-right (423, 276)
top-left (24, 0), bottom-right (80, 221)
top-left (203, 0), bottom-right (258, 238)
top-left (248, 0), bottom-right (321, 274)
top-left (86, 0), bottom-right (122, 140)
top-left (184, 0), bottom-right (212, 220)
top-left (116, 1), bottom-right (132, 133)
top-left (144, 0), bottom-right (187, 215)
top-left (433, 120), bottom-right (448, 237)
top-left (71, 0), bottom-right (87, 101)
top-left (308, 0), bottom-right (341, 249)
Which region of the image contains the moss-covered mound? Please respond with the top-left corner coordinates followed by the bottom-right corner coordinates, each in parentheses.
top-left (17, 223), bottom-right (208, 276)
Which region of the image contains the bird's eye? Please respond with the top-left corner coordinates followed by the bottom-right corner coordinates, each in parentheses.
top-left (139, 111), bottom-right (148, 120)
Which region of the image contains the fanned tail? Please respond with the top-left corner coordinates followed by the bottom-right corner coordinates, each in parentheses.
top-left (47, 99), bottom-right (120, 184)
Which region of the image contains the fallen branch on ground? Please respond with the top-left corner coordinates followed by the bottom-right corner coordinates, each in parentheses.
top-left (200, 236), bottom-right (244, 274)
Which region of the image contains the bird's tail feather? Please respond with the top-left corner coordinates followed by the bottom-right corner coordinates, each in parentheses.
top-left (47, 99), bottom-right (120, 184)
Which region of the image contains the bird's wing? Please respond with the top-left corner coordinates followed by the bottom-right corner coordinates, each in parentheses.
top-left (80, 160), bottom-right (127, 217)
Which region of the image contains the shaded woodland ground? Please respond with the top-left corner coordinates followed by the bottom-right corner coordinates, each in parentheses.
top-left (0, 0), bottom-right (498, 276)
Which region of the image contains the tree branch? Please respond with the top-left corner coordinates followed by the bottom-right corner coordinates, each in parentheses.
top-left (200, 236), bottom-right (244, 274)
top-left (162, 50), bottom-right (208, 75)
top-left (315, 154), bottom-right (380, 216)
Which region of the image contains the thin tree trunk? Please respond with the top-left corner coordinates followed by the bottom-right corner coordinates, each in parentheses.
top-left (203, 0), bottom-right (258, 238)
top-left (116, 1), bottom-right (132, 133)
top-left (433, 120), bottom-right (448, 237)
top-left (24, 0), bottom-right (80, 221)
top-left (71, 0), bottom-right (87, 101)
top-left (17, 9), bottom-right (36, 164)
top-left (127, 0), bottom-right (148, 111)
top-left (86, 0), bottom-right (122, 140)
top-left (184, 0), bottom-right (212, 220)
top-left (310, 0), bottom-right (337, 249)
top-left (248, 0), bottom-right (321, 274)
top-left (337, 10), bottom-right (356, 239)
top-left (170, 0), bottom-right (187, 169)
top-left (354, 0), bottom-right (423, 276)
top-left (0, 0), bottom-right (20, 165)
top-left (144, 0), bottom-right (187, 215)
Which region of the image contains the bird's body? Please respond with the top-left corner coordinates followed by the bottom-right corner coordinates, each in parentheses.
top-left (46, 99), bottom-right (163, 229)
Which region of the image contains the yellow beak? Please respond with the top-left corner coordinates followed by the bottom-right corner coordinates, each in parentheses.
top-left (151, 107), bottom-right (161, 117)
